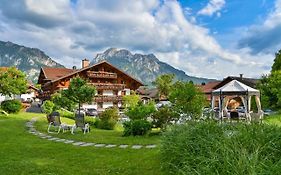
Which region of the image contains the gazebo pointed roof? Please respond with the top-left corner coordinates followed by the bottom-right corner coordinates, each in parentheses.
top-left (212, 80), bottom-right (259, 96)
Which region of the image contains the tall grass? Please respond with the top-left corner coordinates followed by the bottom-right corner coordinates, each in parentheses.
top-left (161, 121), bottom-right (281, 175)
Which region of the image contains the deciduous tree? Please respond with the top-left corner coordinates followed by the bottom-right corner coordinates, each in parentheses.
top-left (272, 49), bottom-right (281, 72)
top-left (169, 81), bottom-right (207, 120)
top-left (0, 67), bottom-right (27, 97)
top-left (122, 91), bottom-right (140, 109)
top-left (62, 77), bottom-right (96, 113)
top-left (153, 74), bottom-right (175, 100)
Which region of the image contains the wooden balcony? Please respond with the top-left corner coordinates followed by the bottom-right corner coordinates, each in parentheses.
top-left (37, 91), bottom-right (51, 100)
top-left (95, 95), bottom-right (123, 102)
top-left (90, 83), bottom-right (126, 90)
top-left (87, 71), bottom-right (117, 79)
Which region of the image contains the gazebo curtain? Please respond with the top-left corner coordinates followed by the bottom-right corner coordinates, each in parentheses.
top-left (211, 94), bottom-right (263, 122)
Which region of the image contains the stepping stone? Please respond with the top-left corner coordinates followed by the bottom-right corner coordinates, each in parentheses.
top-left (72, 142), bottom-right (85, 146)
top-left (94, 144), bottom-right (105, 148)
top-left (48, 137), bottom-right (59, 141)
top-left (145, 145), bottom-right (157, 149)
top-left (55, 139), bottom-right (66, 142)
top-left (132, 145), bottom-right (142, 149)
top-left (80, 143), bottom-right (95, 147)
top-left (45, 135), bottom-right (52, 138)
top-left (119, 145), bottom-right (129, 149)
top-left (40, 136), bottom-right (48, 139)
top-left (64, 140), bottom-right (75, 144)
top-left (26, 123), bottom-right (32, 127)
top-left (105, 144), bottom-right (116, 148)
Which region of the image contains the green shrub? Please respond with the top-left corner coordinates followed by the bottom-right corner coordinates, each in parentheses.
top-left (41, 100), bottom-right (55, 115)
top-left (57, 110), bottom-right (74, 120)
top-left (161, 121), bottom-right (281, 175)
top-left (1, 100), bottom-right (22, 113)
top-left (85, 116), bottom-right (96, 127)
top-left (125, 102), bottom-right (156, 120)
top-left (123, 120), bottom-right (152, 136)
top-left (151, 106), bottom-right (177, 130)
top-left (97, 108), bottom-right (119, 130)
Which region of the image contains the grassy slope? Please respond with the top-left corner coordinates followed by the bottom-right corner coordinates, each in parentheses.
top-left (0, 113), bottom-right (161, 175)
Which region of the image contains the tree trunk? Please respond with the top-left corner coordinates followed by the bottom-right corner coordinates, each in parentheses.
top-left (78, 101), bottom-right (81, 116)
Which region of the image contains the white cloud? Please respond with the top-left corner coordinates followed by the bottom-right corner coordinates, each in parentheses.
top-left (0, 0), bottom-right (273, 79)
top-left (238, 0), bottom-right (281, 54)
top-left (197, 0), bottom-right (225, 17)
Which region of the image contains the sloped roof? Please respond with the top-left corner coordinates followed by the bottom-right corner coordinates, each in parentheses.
top-left (0, 67), bottom-right (9, 71)
top-left (41, 67), bottom-right (75, 81)
top-left (48, 61), bottom-right (143, 85)
top-left (213, 76), bottom-right (258, 89)
top-left (136, 86), bottom-right (158, 99)
top-left (199, 81), bottom-right (221, 94)
top-left (212, 80), bottom-right (259, 95)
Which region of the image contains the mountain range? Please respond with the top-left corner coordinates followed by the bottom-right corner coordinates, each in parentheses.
top-left (0, 41), bottom-right (63, 82)
top-left (91, 48), bottom-right (211, 85)
top-left (0, 40), bottom-right (212, 84)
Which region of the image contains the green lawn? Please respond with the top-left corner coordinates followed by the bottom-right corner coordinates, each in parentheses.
top-left (34, 116), bottom-right (161, 145)
top-left (0, 112), bottom-right (162, 175)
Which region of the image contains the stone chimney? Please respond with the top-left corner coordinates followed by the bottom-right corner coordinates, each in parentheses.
top-left (82, 59), bottom-right (90, 68)
top-left (72, 66), bottom-right (77, 70)
top-left (239, 74), bottom-right (243, 79)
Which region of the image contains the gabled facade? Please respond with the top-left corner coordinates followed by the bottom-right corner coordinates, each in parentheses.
top-left (200, 74), bottom-right (259, 102)
top-left (38, 60), bottom-right (144, 109)
top-left (213, 75), bottom-right (258, 90)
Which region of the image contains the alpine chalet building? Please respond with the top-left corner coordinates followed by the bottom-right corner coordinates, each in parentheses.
top-left (38, 59), bottom-right (143, 109)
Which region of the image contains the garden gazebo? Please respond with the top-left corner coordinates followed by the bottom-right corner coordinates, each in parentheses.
top-left (211, 80), bottom-right (263, 122)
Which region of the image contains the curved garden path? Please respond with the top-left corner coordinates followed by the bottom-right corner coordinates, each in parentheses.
top-left (26, 117), bottom-right (157, 149)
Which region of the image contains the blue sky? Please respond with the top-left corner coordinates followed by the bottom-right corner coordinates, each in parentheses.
top-left (181, 0), bottom-right (275, 33)
top-left (0, 0), bottom-right (280, 79)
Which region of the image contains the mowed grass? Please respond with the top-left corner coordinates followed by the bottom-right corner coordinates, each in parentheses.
top-left (34, 116), bottom-right (161, 145)
top-left (0, 112), bottom-right (161, 175)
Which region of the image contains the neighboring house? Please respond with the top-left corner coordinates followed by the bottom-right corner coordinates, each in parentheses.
top-left (199, 81), bottom-right (222, 101)
top-left (136, 86), bottom-right (159, 103)
top-left (212, 74), bottom-right (258, 90)
top-left (200, 74), bottom-right (259, 107)
top-left (37, 59), bottom-right (144, 110)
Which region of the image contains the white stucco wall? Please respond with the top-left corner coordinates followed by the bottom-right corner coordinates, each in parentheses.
top-left (103, 90), bottom-right (113, 96)
top-left (118, 90), bottom-right (122, 96)
top-left (20, 92), bottom-right (35, 101)
top-left (103, 102), bottom-right (113, 109)
top-left (83, 103), bottom-right (97, 110)
top-left (124, 88), bottom-right (130, 95)
top-left (118, 102), bottom-right (122, 107)
top-left (0, 92), bottom-right (35, 103)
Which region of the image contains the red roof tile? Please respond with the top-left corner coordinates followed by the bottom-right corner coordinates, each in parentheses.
top-left (42, 67), bottom-right (75, 81)
top-left (199, 81), bottom-right (221, 94)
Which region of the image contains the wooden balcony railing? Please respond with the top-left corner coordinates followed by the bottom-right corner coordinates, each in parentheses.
top-left (37, 91), bottom-right (51, 100)
top-left (87, 71), bottom-right (117, 79)
top-left (95, 95), bottom-right (123, 102)
top-left (90, 83), bottom-right (126, 90)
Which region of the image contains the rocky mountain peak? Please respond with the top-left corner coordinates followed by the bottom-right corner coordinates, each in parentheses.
top-left (91, 48), bottom-right (211, 85)
top-left (0, 40), bottom-right (64, 83)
